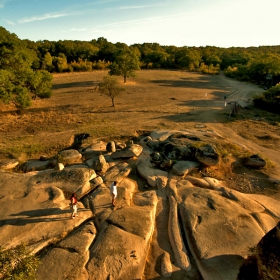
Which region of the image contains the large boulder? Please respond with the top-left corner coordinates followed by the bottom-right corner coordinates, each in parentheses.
top-left (111, 144), bottom-right (143, 159)
top-left (29, 166), bottom-right (97, 197)
top-left (86, 191), bottom-right (158, 280)
top-left (102, 162), bottom-right (132, 182)
top-left (243, 154), bottom-right (266, 168)
top-left (80, 141), bottom-right (107, 159)
top-left (85, 154), bottom-right (109, 173)
top-left (137, 158), bottom-right (168, 187)
top-left (57, 149), bottom-right (82, 166)
top-left (106, 141), bottom-right (116, 153)
top-left (168, 195), bottom-right (191, 271)
top-left (86, 223), bottom-right (149, 280)
top-left (194, 144), bottom-right (219, 166)
top-left (21, 159), bottom-right (52, 173)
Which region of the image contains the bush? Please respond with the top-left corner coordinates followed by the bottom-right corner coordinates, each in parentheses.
top-left (253, 85), bottom-right (280, 113)
top-left (0, 244), bottom-right (40, 280)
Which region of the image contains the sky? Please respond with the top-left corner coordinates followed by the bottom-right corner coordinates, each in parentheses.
top-left (0, 0), bottom-right (279, 48)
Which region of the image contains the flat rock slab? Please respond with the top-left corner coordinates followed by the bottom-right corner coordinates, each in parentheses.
top-left (0, 171), bottom-right (92, 251)
top-left (29, 167), bottom-right (96, 197)
top-left (107, 206), bottom-right (154, 240)
top-left (174, 181), bottom-right (279, 280)
top-left (37, 222), bottom-right (96, 280)
top-left (87, 223), bottom-right (150, 280)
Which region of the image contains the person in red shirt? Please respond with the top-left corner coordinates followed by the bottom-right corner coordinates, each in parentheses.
top-left (70, 192), bottom-right (78, 219)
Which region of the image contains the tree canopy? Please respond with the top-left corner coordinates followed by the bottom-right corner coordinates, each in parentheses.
top-left (109, 50), bottom-right (140, 83)
top-left (98, 75), bottom-right (125, 107)
top-left (2, 26), bottom-right (280, 112)
top-left (0, 27), bottom-right (52, 112)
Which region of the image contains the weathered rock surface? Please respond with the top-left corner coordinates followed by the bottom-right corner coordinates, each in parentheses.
top-left (0, 159), bottom-right (19, 170)
top-left (57, 149), bottom-right (82, 166)
top-left (37, 222), bottom-right (96, 280)
top-left (0, 130), bottom-right (279, 280)
top-left (85, 154), bottom-right (109, 173)
top-left (21, 159), bottom-right (52, 172)
top-left (243, 154), bottom-right (267, 168)
top-left (111, 143), bottom-right (143, 159)
top-left (171, 160), bottom-right (199, 176)
top-left (0, 171), bottom-right (93, 251)
top-left (173, 178), bottom-right (279, 280)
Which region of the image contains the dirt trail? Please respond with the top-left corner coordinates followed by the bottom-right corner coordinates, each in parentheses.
top-left (208, 74), bottom-right (280, 177)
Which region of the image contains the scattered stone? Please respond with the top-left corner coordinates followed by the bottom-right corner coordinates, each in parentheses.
top-left (57, 149), bottom-right (82, 166)
top-left (194, 144), bottom-right (219, 166)
top-left (39, 155), bottom-right (48, 161)
top-left (85, 154), bottom-right (109, 173)
top-left (171, 160), bottom-right (199, 176)
top-left (54, 162), bottom-right (64, 171)
top-left (106, 141), bottom-right (116, 153)
top-left (0, 159), bottom-right (19, 170)
top-left (111, 144), bottom-right (143, 159)
top-left (243, 154), bottom-right (266, 168)
top-left (102, 162), bottom-right (132, 182)
top-left (21, 159), bottom-right (52, 173)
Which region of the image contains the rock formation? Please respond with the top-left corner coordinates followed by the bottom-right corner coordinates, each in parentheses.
top-left (0, 129), bottom-right (279, 280)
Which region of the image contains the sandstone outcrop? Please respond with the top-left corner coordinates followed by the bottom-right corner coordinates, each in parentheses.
top-left (0, 129), bottom-right (279, 280)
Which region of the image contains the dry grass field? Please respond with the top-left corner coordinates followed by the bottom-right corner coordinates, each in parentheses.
top-left (0, 70), bottom-right (229, 159)
top-left (1, 69), bottom-right (280, 197)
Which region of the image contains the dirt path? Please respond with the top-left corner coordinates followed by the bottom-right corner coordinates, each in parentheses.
top-left (208, 74), bottom-right (280, 177)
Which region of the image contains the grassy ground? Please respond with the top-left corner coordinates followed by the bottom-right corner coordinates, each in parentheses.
top-left (1, 69), bottom-right (280, 179)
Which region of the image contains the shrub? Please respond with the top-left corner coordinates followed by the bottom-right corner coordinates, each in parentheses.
top-left (0, 244), bottom-right (40, 280)
top-left (253, 85), bottom-right (280, 113)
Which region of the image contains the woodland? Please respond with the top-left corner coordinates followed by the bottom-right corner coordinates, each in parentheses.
top-left (1, 26), bottom-right (280, 112)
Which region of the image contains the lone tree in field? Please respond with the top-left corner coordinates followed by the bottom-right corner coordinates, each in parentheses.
top-left (109, 49), bottom-right (140, 83)
top-left (98, 75), bottom-right (125, 107)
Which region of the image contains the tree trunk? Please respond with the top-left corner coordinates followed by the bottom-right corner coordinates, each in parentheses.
top-left (111, 97), bottom-right (115, 107)
top-left (123, 75), bottom-right (127, 83)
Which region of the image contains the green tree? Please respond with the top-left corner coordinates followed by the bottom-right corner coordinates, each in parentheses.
top-left (41, 52), bottom-right (53, 71)
top-left (98, 75), bottom-right (125, 107)
top-left (53, 53), bottom-right (68, 72)
top-left (253, 84), bottom-right (280, 113)
top-left (0, 27), bottom-right (52, 112)
top-left (175, 47), bottom-right (202, 70)
top-left (109, 50), bottom-right (140, 83)
top-left (0, 244), bottom-right (40, 280)
top-left (25, 70), bottom-right (53, 99)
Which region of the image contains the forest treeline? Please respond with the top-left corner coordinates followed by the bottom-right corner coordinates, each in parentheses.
top-left (1, 26), bottom-right (280, 113)
top-left (22, 34), bottom-right (280, 87)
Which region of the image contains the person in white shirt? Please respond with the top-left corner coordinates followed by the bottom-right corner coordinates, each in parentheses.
top-left (110, 181), bottom-right (118, 206)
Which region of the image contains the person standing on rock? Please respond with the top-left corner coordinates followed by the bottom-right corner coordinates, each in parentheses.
top-left (110, 181), bottom-right (118, 207)
top-left (70, 192), bottom-right (78, 218)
